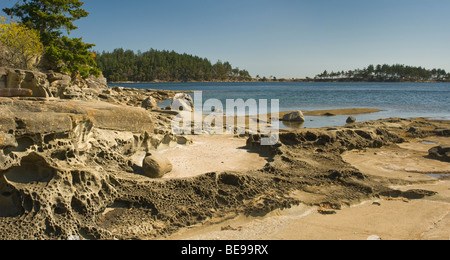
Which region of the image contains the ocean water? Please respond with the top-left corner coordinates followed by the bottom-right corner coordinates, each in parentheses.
top-left (111, 82), bottom-right (450, 129)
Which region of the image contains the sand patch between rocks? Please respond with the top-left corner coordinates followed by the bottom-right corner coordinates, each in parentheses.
top-left (159, 135), bottom-right (269, 179)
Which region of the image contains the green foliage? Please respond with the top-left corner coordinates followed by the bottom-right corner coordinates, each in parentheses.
top-left (96, 48), bottom-right (252, 82)
top-left (3, 0), bottom-right (88, 46)
top-left (315, 64), bottom-right (450, 82)
top-left (0, 16), bottom-right (44, 69)
top-left (3, 0), bottom-right (99, 78)
top-left (46, 36), bottom-right (100, 78)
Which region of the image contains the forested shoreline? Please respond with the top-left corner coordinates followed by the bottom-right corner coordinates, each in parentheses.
top-left (314, 64), bottom-right (450, 82)
top-left (95, 48), bottom-right (252, 83)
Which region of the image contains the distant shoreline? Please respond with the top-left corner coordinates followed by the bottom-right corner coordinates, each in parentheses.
top-left (109, 79), bottom-right (450, 84)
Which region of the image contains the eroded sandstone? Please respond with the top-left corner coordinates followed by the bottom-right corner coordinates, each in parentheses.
top-left (1, 66), bottom-right (449, 239)
top-left (1, 102), bottom-right (448, 239)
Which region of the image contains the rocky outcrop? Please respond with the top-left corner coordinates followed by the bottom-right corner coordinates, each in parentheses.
top-left (1, 67), bottom-right (186, 109)
top-left (0, 67), bottom-right (109, 99)
top-left (429, 146), bottom-right (450, 162)
top-left (0, 104), bottom-right (448, 239)
top-left (1, 67), bottom-right (448, 240)
top-left (0, 68), bottom-right (50, 97)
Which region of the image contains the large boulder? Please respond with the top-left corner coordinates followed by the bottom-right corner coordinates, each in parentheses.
top-left (282, 111), bottom-right (305, 122)
top-left (142, 96), bottom-right (158, 110)
top-left (428, 146), bottom-right (450, 162)
top-left (142, 152), bottom-right (173, 178)
top-left (171, 93), bottom-right (194, 112)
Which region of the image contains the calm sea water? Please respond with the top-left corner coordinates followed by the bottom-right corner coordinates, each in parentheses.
top-left (111, 82), bottom-right (450, 129)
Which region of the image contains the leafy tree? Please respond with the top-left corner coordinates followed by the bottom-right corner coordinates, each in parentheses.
top-left (0, 16), bottom-right (44, 69)
top-left (3, 0), bottom-right (99, 78)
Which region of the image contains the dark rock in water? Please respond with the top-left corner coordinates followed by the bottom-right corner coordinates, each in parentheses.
top-left (428, 146), bottom-right (450, 162)
top-left (346, 116), bottom-right (357, 124)
top-left (0, 88), bottom-right (32, 97)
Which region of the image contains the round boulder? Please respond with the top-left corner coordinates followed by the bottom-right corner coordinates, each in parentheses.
top-left (282, 111), bottom-right (305, 122)
top-left (142, 152), bottom-right (173, 178)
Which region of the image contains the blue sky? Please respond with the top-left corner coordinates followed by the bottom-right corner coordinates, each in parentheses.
top-left (1, 0), bottom-right (449, 78)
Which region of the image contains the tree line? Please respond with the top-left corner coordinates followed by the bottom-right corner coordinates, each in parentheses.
top-left (315, 64), bottom-right (450, 82)
top-left (95, 49), bottom-right (252, 82)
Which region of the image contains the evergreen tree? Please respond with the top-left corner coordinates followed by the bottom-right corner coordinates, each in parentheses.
top-left (315, 64), bottom-right (449, 82)
top-left (95, 49), bottom-right (252, 82)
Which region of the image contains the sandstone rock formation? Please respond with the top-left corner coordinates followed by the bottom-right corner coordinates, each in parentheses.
top-left (0, 97), bottom-right (449, 240)
top-left (428, 145), bottom-right (450, 162)
top-left (0, 88), bottom-right (32, 97)
top-left (1, 66), bottom-right (449, 240)
top-left (0, 68), bottom-right (109, 99)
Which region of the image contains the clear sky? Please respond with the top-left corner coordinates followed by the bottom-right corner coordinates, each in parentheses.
top-left (1, 0), bottom-right (449, 78)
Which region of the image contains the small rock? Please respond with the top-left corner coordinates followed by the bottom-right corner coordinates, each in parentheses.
top-left (367, 235), bottom-right (382, 240)
top-left (67, 235), bottom-right (80, 240)
top-left (317, 207), bottom-right (337, 215)
top-left (346, 116), bottom-right (357, 124)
